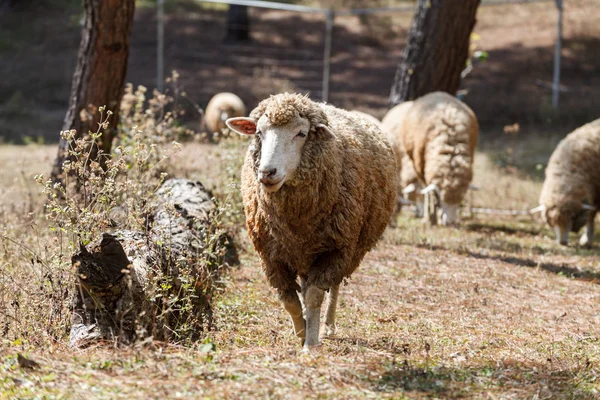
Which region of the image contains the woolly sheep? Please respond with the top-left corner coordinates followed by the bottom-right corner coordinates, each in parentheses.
top-left (531, 119), bottom-right (600, 246)
top-left (381, 102), bottom-right (422, 219)
top-left (350, 110), bottom-right (383, 127)
top-left (204, 92), bottom-right (246, 135)
top-left (226, 93), bottom-right (397, 349)
top-left (390, 92), bottom-right (478, 225)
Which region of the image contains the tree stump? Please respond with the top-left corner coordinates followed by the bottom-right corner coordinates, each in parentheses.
top-left (69, 179), bottom-right (237, 347)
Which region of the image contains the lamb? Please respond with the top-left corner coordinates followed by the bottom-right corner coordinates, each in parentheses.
top-left (531, 119), bottom-right (600, 246)
top-left (204, 92), bottom-right (246, 135)
top-left (226, 93), bottom-right (397, 349)
top-left (386, 92), bottom-right (478, 225)
top-left (381, 102), bottom-right (422, 218)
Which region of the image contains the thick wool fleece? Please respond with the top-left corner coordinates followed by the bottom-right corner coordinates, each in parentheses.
top-left (539, 118), bottom-right (600, 227)
top-left (382, 102), bottom-right (420, 190)
top-left (399, 92), bottom-right (478, 205)
top-left (241, 93), bottom-right (397, 303)
top-left (205, 92), bottom-right (246, 133)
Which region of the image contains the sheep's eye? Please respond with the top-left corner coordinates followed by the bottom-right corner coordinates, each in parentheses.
top-left (296, 131), bottom-right (307, 138)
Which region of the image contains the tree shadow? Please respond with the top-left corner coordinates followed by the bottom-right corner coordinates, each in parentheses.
top-left (373, 360), bottom-right (589, 398)
top-left (327, 336), bottom-right (593, 397)
top-left (468, 251), bottom-right (600, 284)
top-left (411, 240), bottom-right (600, 284)
top-left (464, 221), bottom-right (542, 237)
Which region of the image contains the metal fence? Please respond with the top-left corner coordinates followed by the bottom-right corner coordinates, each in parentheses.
top-left (155, 0), bottom-right (564, 115)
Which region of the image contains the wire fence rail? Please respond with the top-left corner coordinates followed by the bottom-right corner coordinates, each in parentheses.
top-left (156, 0), bottom-right (563, 107)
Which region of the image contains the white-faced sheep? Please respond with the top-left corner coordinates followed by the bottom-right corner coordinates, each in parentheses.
top-left (226, 93), bottom-right (397, 349)
top-left (204, 92), bottom-right (246, 135)
top-left (386, 92), bottom-right (478, 225)
top-left (531, 119), bottom-right (600, 246)
top-left (381, 102), bottom-right (422, 218)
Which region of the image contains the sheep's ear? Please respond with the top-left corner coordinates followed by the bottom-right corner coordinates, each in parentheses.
top-left (315, 123), bottom-right (335, 140)
top-left (226, 117), bottom-right (257, 136)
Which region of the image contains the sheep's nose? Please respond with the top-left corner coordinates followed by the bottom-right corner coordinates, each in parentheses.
top-left (258, 167), bottom-right (278, 184)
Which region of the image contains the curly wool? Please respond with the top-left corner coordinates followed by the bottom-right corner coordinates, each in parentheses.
top-left (382, 102), bottom-right (420, 192)
top-left (398, 92), bottom-right (478, 205)
top-left (539, 119), bottom-right (600, 227)
top-left (251, 93), bottom-right (328, 128)
top-left (241, 94), bottom-right (397, 302)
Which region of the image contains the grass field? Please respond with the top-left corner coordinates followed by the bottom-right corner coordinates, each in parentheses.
top-left (0, 140), bottom-right (599, 399)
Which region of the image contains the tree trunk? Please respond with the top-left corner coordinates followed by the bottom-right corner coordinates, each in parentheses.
top-left (51, 0), bottom-right (135, 184)
top-left (69, 179), bottom-right (238, 347)
top-left (389, 0), bottom-right (481, 105)
top-left (224, 5), bottom-right (250, 43)
top-left (0, 0), bottom-right (16, 10)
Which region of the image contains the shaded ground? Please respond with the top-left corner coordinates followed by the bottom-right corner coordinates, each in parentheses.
top-left (1, 0), bottom-right (599, 142)
top-left (1, 142), bottom-right (599, 398)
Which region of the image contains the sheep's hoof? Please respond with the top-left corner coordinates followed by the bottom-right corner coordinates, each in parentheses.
top-left (579, 234), bottom-right (591, 248)
top-left (302, 343), bottom-right (321, 353)
top-left (324, 324), bottom-right (336, 337)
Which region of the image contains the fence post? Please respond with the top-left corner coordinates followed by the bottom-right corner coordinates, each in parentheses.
top-left (552, 0), bottom-right (563, 110)
top-left (157, 0), bottom-right (165, 93)
top-left (322, 9), bottom-right (334, 103)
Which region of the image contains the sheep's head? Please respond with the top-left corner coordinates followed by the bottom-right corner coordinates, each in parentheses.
top-left (531, 201), bottom-right (596, 245)
top-left (419, 184), bottom-right (461, 226)
top-left (226, 93), bottom-right (334, 193)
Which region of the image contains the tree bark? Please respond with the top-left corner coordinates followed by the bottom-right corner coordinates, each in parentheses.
top-left (389, 0), bottom-right (481, 105)
top-left (224, 5), bottom-right (250, 43)
top-left (69, 179), bottom-right (238, 347)
top-left (51, 0), bottom-right (135, 184)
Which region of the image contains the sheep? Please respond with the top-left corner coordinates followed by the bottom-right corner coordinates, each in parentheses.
top-left (386, 92), bottom-right (478, 225)
top-left (226, 93), bottom-right (397, 349)
top-left (204, 92), bottom-right (246, 136)
top-left (350, 110), bottom-right (383, 127)
top-left (381, 102), bottom-right (422, 219)
top-left (531, 119), bottom-right (600, 246)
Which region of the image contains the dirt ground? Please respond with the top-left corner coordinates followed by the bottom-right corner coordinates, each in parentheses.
top-left (1, 0), bottom-right (599, 142)
top-left (0, 142), bottom-right (599, 399)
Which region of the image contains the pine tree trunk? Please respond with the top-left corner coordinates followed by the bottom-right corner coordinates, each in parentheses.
top-left (389, 0), bottom-right (481, 105)
top-left (224, 5), bottom-right (250, 43)
top-left (51, 0), bottom-right (135, 183)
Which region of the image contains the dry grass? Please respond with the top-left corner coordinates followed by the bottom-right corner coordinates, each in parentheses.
top-left (1, 140), bottom-right (600, 399)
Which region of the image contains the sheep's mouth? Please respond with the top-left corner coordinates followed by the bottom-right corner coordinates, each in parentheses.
top-left (260, 176), bottom-right (286, 192)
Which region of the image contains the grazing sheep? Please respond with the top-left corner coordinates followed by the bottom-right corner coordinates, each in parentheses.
top-left (381, 102), bottom-right (422, 218)
top-left (531, 119), bottom-right (600, 246)
top-left (226, 93), bottom-right (397, 349)
top-left (204, 92), bottom-right (246, 135)
top-left (390, 92), bottom-right (478, 225)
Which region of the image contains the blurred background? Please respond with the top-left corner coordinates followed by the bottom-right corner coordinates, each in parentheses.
top-left (0, 0), bottom-right (598, 145)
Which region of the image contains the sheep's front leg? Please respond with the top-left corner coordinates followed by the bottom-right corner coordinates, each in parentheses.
top-left (324, 284), bottom-right (340, 337)
top-left (303, 284), bottom-right (325, 348)
top-left (579, 214), bottom-right (596, 247)
top-left (279, 288), bottom-right (305, 341)
top-left (303, 250), bottom-right (346, 348)
top-left (268, 262), bottom-right (305, 342)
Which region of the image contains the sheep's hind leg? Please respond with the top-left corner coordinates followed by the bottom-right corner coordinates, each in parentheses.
top-left (579, 215), bottom-right (595, 247)
top-left (324, 284), bottom-right (339, 337)
top-left (303, 285), bottom-right (325, 349)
